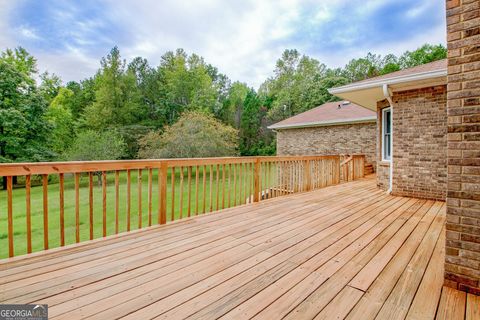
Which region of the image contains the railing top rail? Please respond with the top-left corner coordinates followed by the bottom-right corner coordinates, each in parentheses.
top-left (0, 155), bottom-right (343, 176)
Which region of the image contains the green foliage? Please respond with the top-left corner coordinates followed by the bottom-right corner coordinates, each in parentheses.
top-left (64, 130), bottom-right (126, 161)
top-left (46, 87), bottom-right (75, 155)
top-left (239, 90), bottom-right (274, 155)
top-left (342, 44), bottom-right (446, 81)
top-left (260, 49), bottom-right (332, 120)
top-left (0, 48), bottom-right (52, 163)
top-left (83, 47), bottom-right (144, 130)
top-left (220, 81), bottom-right (249, 128)
top-left (0, 43), bottom-right (447, 166)
top-left (39, 71), bottom-right (62, 104)
top-left (138, 111), bottom-right (238, 158)
top-left (158, 49), bottom-right (219, 123)
top-left (398, 44), bottom-right (447, 68)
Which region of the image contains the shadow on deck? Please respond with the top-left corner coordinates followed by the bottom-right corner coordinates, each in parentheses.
top-left (0, 175), bottom-right (478, 319)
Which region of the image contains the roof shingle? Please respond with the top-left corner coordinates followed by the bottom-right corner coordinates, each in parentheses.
top-left (269, 101), bottom-right (376, 130)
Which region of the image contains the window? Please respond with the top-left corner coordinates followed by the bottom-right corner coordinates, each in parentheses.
top-left (382, 108), bottom-right (392, 161)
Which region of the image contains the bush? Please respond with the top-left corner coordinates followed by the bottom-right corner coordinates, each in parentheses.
top-left (64, 130), bottom-right (126, 161)
top-left (138, 111), bottom-right (238, 158)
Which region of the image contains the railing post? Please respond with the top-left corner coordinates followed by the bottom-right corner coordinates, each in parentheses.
top-left (7, 176), bottom-right (13, 257)
top-left (253, 158), bottom-right (261, 202)
top-left (304, 159), bottom-right (312, 191)
top-left (352, 156), bottom-right (357, 180)
top-left (159, 161), bottom-right (168, 224)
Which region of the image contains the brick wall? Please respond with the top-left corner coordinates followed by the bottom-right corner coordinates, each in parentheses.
top-left (393, 86), bottom-right (448, 200)
top-left (276, 122), bottom-right (376, 167)
top-left (445, 0), bottom-right (480, 294)
top-left (375, 88), bottom-right (448, 200)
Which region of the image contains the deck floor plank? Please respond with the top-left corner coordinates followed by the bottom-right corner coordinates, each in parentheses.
top-left (0, 175), bottom-right (475, 320)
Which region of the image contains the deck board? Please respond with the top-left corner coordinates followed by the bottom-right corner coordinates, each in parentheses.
top-left (0, 175), bottom-right (477, 320)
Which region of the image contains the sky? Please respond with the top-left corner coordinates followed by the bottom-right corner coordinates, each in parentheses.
top-left (0, 0), bottom-right (446, 89)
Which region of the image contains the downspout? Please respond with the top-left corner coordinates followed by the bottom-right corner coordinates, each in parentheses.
top-left (383, 84), bottom-right (394, 194)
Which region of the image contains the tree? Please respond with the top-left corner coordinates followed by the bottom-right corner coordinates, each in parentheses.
top-left (64, 130), bottom-right (126, 161)
top-left (399, 44), bottom-right (447, 69)
top-left (138, 111), bottom-right (238, 158)
top-left (260, 49), bottom-right (329, 120)
top-left (219, 81), bottom-right (249, 128)
top-left (239, 90), bottom-right (262, 155)
top-left (64, 129), bottom-right (126, 185)
top-left (39, 71), bottom-right (62, 104)
top-left (83, 47), bottom-right (143, 130)
top-left (158, 49), bottom-right (219, 123)
top-left (343, 52), bottom-right (382, 82)
top-left (0, 49), bottom-right (52, 163)
top-left (65, 78), bottom-right (96, 119)
top-left (46, 88), bottom-right (75, 155)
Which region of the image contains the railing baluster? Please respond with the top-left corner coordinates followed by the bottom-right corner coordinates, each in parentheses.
top-left (202, 165), bottom-right (206, 214)
top-left (209, 165), bottom-right (213, 212)
top-left (89, 172), bottom-right (94, 239)
top-left (42, 174), bottom-right (49, 250)
top-left (179, 166), bottom-right (184, 219)
top-left (233, 163), bottom-right (237, 206)
top-left (25, 175), bottom-right (31, 253)
top-left (138, 169), bottom-right (142, 229)
top-left (239, 163), bottom-right (244, 204)
top-left (216, 164), bottom-right (220, 211)
top-left (187, 166), bottom-right (192, 217)
top-left (148, 168), bottom-right (152, 226)
top-left (127, 169), bottom-right (131, 231)
top-left (222, 164), bottom-right (226, 209)
top-left (7, 176), bottom-right (13, 257)
top-left (159, 162), bottom-right (167, 224)
top-left (75, 173), bottom-right (80, 243)
top-left (171, 167), bottom-right (176, 221)
top-left (254, 159), bottom-right (260, 202)
top-left (195, 166), bottom-right (199, 215)
top-left (115, 171), bottom-right (119, 233)
top-left (227, 164), bottom-right (231, 208)
top-left (102, 171), bottom-right (107, 237)
top-left (59, 173), bottom-right (65, 246)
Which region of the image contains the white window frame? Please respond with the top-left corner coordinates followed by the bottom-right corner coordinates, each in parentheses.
top-left (382, 107), bottom-right (392, 162)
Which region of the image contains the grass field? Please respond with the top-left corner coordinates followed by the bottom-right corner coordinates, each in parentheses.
top-left (0, 165), bottom-right (265, 259)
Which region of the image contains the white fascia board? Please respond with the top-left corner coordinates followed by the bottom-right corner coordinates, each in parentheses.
top-left (267, 116), bottom-right (377, 130)
top-left (328, 69), bottom-right (447, 94)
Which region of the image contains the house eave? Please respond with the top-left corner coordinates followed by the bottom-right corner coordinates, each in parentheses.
top-left (328, 68), bottom-right (447, 94)
top-left (327, 68), bottom-right (447, 111)
top-left (267, 116), bottom-right (377, 130)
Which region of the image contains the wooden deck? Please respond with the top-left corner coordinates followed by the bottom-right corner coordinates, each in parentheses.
top-left (1, 175), bottom-right (478, 319)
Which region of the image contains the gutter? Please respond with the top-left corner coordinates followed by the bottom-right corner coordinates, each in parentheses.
top-left (383, 84), bottom-right (394, 194)
top-left (329, 68), bottom-right (447, 94)
top-left (267, 116), bottom-right (377, 130)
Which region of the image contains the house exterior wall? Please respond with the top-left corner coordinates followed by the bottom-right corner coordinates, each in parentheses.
top-left (276, 122), bottom-right (376, 167)
top-left (376, 86), bottom-right (448, 200)
top-left (445, 0), bottom-right (480, 294)
top-left (393, 86), bottom-right (448, 200)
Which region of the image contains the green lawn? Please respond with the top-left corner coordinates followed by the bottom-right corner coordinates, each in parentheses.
top-left (0, 164), bottom-right (280, 259)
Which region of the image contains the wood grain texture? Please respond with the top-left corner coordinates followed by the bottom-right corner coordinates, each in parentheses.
top-left (0, 175), bottom-right (467, 320)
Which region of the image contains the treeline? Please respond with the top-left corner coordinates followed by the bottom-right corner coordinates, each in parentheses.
top-left (0, 44), bottom-right (446, 164)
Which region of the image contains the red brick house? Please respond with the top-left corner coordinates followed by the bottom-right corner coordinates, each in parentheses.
top-left (330, 59), bottom-right (448, 200)
top-left (329, 0), bottom-right (480, 294)
top-left (269, 101), bottom-right (377, 171)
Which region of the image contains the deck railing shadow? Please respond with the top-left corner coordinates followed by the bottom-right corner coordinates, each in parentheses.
top-left (0, 155), bottom-right (365, 258)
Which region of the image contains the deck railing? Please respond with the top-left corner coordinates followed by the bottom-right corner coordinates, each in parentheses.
top-left (341, 154), bottom-right (366, 182)
top-left (0, 155), bottom-right (365, 258)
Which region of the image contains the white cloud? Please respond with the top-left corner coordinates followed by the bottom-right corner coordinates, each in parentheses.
top-left (0, 0), bottom-right (447, 89)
